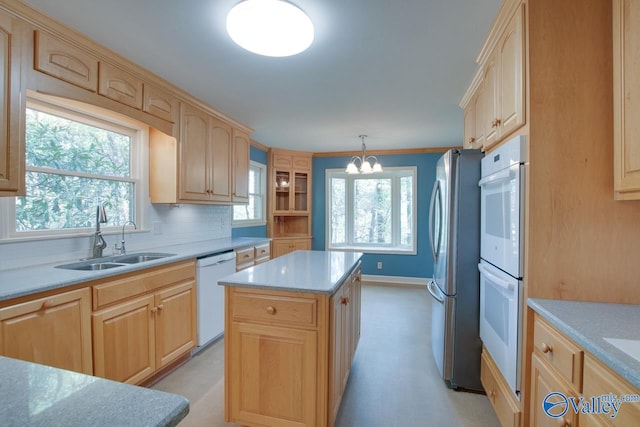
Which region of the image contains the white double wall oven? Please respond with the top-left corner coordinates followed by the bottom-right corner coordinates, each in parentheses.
top-left (478, 135), bottom-right (526, 398)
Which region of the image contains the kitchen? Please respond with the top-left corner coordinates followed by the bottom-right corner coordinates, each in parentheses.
top-left (1, 0), bottom-right (640, 426)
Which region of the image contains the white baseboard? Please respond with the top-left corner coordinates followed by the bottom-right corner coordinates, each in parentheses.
top-left (362, 274), bottom-right (429, 288)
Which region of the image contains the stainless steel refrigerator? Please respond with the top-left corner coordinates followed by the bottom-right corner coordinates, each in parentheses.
top-left (427, 149), bottom-right (483, 391)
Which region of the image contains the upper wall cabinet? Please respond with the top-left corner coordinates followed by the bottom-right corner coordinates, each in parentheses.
top-left (98, 61), bottom-right (143, 110)
top-left (0, 10), bottom-right (25, 196)
top-left (613, 0), bottom-right (640, 200)
top-left (462, 78), bottom-right (485, 150)
top-left (34, 30), bottom-right (98, 92)
top-left (149, 102), bottom-right (250, 205)
top-left (232, 128), bottom-right (250, 203)
top-left (483, 5), bottom-right (525, 151)
top-left (143, 83), bottom-right (178, 123)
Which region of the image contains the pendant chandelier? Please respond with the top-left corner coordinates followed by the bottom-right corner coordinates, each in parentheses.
top-left (345, 135), bottom-right (382, 174)
top-left (226, 0), bottom-right (314, 57)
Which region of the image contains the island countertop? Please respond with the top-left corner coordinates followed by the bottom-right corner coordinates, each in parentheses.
top-left (219, 250), bottom-right (363, 294)
top-left (0, 356), bottom-right (188, 426)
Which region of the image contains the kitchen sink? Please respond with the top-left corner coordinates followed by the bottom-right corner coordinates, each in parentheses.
top-left (55, 252), bottom-right (176, 271)
top-left (113, 252), bottom-right (175, 264)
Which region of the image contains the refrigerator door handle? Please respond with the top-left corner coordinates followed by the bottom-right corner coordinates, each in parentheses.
top-left (427, 280), bottom-right (445, 304)
top-left (428, 180), bottom-right (442, 263)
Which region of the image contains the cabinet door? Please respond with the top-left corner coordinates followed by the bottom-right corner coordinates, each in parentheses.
top-left (98, 61), bottom-right (143, 109)
top-left (233, 129), bottom-right (250, 203)
top-left (143, 83), bottom-right (178, 123)
top-left (293, 171), bottom-right (309, 212)
top-left (179, 103), bottom-right (211, 201)
top-left (530, 353), bottom-right (579, 427)
top-left (614, 0), bottom-right (640, 199)
top-left (0, 12), bottom-right (24, 195)
top-left (498, 5), bottom-right (525, 138)
top-left (272, 239), bottom-right (294, 258)
top-left (273, 169), bottom-right (292, 213)
top-left (155, 282), bottom-right (196, 369)
top-left (473, 86), bottom-right (486, 149)
top-left (463, 102), bottom-right (476, 149)
top-left (329, 286), bottom-right (345, 426)
top-left (209, 117), bottom-right (232, 202)
top-left (350, 269), bottom-right (361, 358)
top-left (0, 288), bottom-right (92, 374)
top-left (229, 322), bottom-right (317, 427)
top-left (483, 53), bottom-right (500, 149)
top-left (293, 238), bottom-right (312, 251)
top-left (93, 294), bottom-right (155, 384)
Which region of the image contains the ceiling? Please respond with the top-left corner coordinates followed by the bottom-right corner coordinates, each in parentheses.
top-left (21, 0), bottom-right (502, 153)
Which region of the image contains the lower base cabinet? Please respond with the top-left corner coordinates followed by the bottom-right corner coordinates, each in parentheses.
top-left (92, 260), bottom-right (197, 384)
top-left (271, 238), bottom-right (311, 259)
top-left (225, 263), bottom-right (361, 427)
top-left (0, 287), bottom-right (93, 374)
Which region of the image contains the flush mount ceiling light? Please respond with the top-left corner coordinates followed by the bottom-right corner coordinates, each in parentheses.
top-left (346, 135), bottom-right (383, 174)
top-left (226, 0), bottom-right (314, 57)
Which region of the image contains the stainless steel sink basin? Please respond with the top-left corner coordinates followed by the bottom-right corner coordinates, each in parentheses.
top-left (113, 252), bottom-right (175, 264)
top-left (55, 252), bottom-right (175, 270)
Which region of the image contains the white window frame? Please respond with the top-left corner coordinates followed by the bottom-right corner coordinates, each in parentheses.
top-left (0, 94), bottom-right (148, 241)
top-left (232, 160), bottom-right (267, 227)
top-left (325, 167), bottom-right (417, 254)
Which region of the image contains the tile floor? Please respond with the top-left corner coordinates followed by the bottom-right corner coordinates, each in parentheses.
top-left (153, 284), bottom-right (500, 426)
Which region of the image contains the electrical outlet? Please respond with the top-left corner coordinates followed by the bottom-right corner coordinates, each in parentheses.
top-left (377, 262), bottom-right (382, 270)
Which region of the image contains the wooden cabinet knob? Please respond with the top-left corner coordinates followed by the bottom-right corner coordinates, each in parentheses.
top-left (341, 296), bottom-right (348, 305)
top-left (469, 137), bottom-right (476, 143)
top-left (157, 304), bottom-right (164, 311)
top-left (266, 306), bottom-right (276, 315)
top-left (151, 307), bottom-right (157, 313)
top-left (40, 300), bottom-right (54, 310)
top-left (557, 417), bottom-right (571, 427)
top-left (541, 342), bottom-right (553, 354)
top-left (244, 254), bottom-right (250, 258)
top-left (489, 390), bottom-right (496, 399)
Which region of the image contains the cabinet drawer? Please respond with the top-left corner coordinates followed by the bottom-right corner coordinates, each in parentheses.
top-left (481, 349), bottom-right (521, 427)
top-left (235, 247), bottom-right (255, 271)
top-left (232, 290), bottom-right (317, 328)
top-left (254, 243), bottom-right (270, 263)
top-left (533, 314), bottom-right (583, 391)
top-left (92, 260), bottom-right (196, 309)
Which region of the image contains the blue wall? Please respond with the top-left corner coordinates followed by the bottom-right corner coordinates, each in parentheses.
top-left (232, 145), bottom-right (268, 238)
top-left (312, 152), bottom-right (442, 278)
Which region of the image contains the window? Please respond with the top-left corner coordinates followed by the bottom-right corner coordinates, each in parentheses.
top-left (326, 167), bottom-right (417, 254)
top-left (233, 161), bottom-right (266, 226)
top-left (3, 97), bottom-right (144, 238)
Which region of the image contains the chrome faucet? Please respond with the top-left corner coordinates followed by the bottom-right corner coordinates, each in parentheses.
top-left (92, 203), bottom-right (108, 259)
top-left (115, 221), bottom-right (137, 255)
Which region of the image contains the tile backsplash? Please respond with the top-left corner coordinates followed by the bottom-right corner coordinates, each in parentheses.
top-left (0, 204), bottom-right (231, 270)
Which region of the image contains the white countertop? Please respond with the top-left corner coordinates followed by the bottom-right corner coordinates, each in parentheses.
top-left (0, 237), bottom-right (269, 302)
top-left (219, 250), bottom-right (363, 295)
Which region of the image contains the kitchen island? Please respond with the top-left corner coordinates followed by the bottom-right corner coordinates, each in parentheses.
top-left (220, 250), bottom-right (362, 427)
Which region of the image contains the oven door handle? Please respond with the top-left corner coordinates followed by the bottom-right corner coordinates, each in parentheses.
top-left (427, 280), bottom-right (445, 304)
top-left (478, 168), bottom-right (512, 187)
top-left (478, 263), bottom-right (515, 292)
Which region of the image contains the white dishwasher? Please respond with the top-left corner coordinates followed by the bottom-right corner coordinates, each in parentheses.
top-left (194, 250), bottom-right (236, 352)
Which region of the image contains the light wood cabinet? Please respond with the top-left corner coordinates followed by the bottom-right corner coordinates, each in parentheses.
top-left (149, 102), bottom-right (250, 205)
top-left (225, 263), bottom-right (361, 427)
top-left (328, 265), bottom-right (361, 426)
top-left (235, 243), bottom-right (271, 271)
top-left (271, 237), bottom-right (311, 258)
top-left (462, 82), bottom-right (485, 150)
top-left (613, 0), bottom-right (640, 200)
top-left (92, 260), bottom-right (197, 384)
top-left (268, 148), bottom-right (313, 258)
top-left (530, 314), bottom-right (640, 427)
top-left (0, 287), bottom-right (92, 375)
top-left (530, 352), bottom-right (580, 427)
top-left (473, 4), bottom-right (525, 152)
top-left (34, 30), bottom-right (98, 91)
top-left (0, 10), bottom-right (24, 196)
top-left (143, 82), bottom-right (178, 123)
top-left (98, 61), bottom-right (143, 109)
top-left (233, 129), bottom-right (250, 203)
top-left (481, 349), bottom-right (521, 427)
top-left (582, 353), bottom-right (640, 426)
